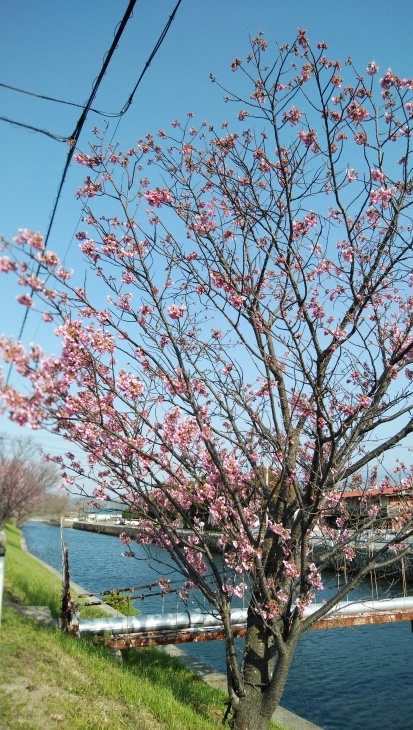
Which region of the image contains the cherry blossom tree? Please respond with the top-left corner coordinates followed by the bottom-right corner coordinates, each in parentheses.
top-left (0, 437), bottom-right (59, 525)
top-left (2, 30), bottom-right (413, 729)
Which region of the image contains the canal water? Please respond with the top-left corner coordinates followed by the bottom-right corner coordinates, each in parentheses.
top-left (22, 521), bottom-right (413, 730)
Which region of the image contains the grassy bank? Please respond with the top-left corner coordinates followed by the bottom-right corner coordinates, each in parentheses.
top-left (1, 524), bottom-right (288, 730)
top-left (1, 524), bottom-right (229, 729)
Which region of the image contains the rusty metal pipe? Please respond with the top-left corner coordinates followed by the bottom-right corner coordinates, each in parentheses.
top-left (303, 596), bottom-right (413, 619)
top-left (78, 597), bottom-right (413, 637)
top-left (78, 607), bottom-right (248, 636)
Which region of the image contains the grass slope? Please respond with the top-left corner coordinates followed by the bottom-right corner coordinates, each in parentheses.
top-left (0, 524), bottom-right (230, 729)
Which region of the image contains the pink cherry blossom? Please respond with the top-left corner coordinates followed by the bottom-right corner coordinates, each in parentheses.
top-left (380, 69), bottom-right (398, 90)
top-left (0, 257), bottom-right (17, 273)
top-left (144, 188), bottom-right (173, 207)
top-left (167, 304), bottom-right (186, 319)
top-left (298, 129), bottom-right (318, 148)
top-left (117, 370), bottom-right (144, 398)
top-left (76, 178), bottom-right (103, 198)
top-left (371, 169), bottom-right (385, 183)
top-left (346, 168), bottom-right (358, 182)
top-left (16, 294), bottom-right (34, 307)
top-left (74, 152), bottom-right (102, 168)
top-left (369, 186), bottom-right (396, 206)
top-left (283, 106), bottom-right (302, 126)
top-left (354, 131), bottom-right (368, 145)
top-left (366, 61), bottom-right (379, 76)
top-left (347, 101), bottom-right (369, 124)
top-left (14, 229), bottom-right (44, 251)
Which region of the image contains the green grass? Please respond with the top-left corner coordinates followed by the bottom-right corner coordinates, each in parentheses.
top-left (3, 523), bottom-right (63, 617)
top-left (1, 524), bottom-right (227, 729)
top-left (102, 589), bottom-right (139, 616)
top-left (0, 524), bottom-right (286, 730)
top-left (0, 605), bottom-right (226, 729)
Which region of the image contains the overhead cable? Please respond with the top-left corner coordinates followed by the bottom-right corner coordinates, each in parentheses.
top-left (9, 0), bottom-right (185, 376)
top-left (118, 0), bottom-right (184, 116)
top-left (0, 114), bottom-right (69, 142)
top-left (12, 0), bottom-right (139, 350)
top-left (0, 0), bottom-right (184, 137)
top-left (0, 81), bottom-right (118, 117)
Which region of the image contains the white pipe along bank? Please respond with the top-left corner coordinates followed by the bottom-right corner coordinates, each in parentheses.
top-left (77, 597), bottom-right (413, 636)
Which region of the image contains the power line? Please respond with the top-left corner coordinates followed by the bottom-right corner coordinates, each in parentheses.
top-left (7, 0), bottom-right (185, 391)
top-left (0, 81), bottom-right (121, 117)
top-left (12, 0), bottom-right (184, 350)
top-left (0, 0), bottom-right (184, 141)
top-left (67, 0), bottom-right (139, 153)
top-left (12, 0), bottom-right (139, 348)
top-left (117, 0), bottom-right (184, 117)
top-left (61, 0), bottom-right (185, 267)
top-left (0, 115), bottom-right (69, 142)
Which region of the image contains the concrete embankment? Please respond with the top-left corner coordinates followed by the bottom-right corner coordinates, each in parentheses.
top-left (161, 643), bottom-right (322, 730)
top-left (69, 520), bottom-right (141, 538)
top-left (67, 520), bottom-right (225, 550)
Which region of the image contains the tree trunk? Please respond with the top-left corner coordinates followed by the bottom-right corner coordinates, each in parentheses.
top-left (232, 617), bottom-right (296, 730)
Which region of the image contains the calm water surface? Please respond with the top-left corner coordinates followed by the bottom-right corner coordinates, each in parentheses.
top-left (23, 521), bottom-right (413, 730)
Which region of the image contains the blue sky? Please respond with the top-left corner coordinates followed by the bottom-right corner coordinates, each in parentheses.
top-left (1, 0), bottom-right (413, 459)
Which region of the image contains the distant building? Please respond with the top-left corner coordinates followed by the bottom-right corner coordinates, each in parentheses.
top-left (86, 512), bottom-right (123, 522)
top-left (340, 486), bottom-right (413, 530)
top-left (75, 498), bottom-right (124, 522)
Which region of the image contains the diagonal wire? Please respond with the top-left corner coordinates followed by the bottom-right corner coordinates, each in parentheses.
top-left (0, 81), bottom-right (120, 117)
top-left (0, 115), bottom-right (69, 142)
top-left (0, 0), bottom-right (184, 141)
top-left (117, 0), bottom-right (184, 117)
top-left (7, 0), bottom-right (185, 383)
top-left (10, 0), bottom-right (138, 357)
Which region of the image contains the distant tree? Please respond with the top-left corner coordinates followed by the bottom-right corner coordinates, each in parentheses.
top-left (0, 437), bottom-right (60, 525)
top-left (2, 30), bottom-right (413, 729)
top-left (74, 498), bottom-right (94, 521)
top-left (36, 490), bottom-right (71, 519)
